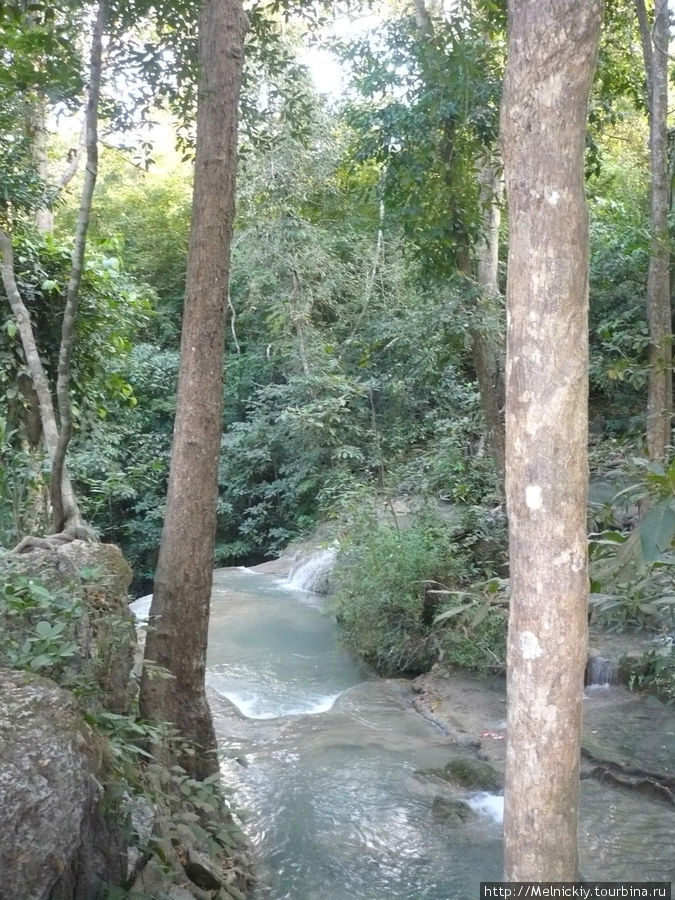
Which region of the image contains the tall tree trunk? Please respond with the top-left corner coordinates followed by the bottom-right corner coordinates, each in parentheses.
top-left (471, 161), bottom-right (505, 488)
top-left (139, 0), bottom-right (247, 780)
top-left (25, 94), bottom-right (54, 235)
top-left (501, 0), bottom-right (603, 881)
top-left (636, 0), bottom-right (672, 461)
top-left (412, 0), bottom-right (506, 485)
top-left (0, 0), bottom-right (107, 540)
top-left (50, 0), bottom-right (108, 533)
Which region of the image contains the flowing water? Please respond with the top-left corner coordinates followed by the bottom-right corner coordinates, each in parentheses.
top-left (193, 566), bottom-right (674, 898)
top-left (205, 567), bottom-right (503, 899)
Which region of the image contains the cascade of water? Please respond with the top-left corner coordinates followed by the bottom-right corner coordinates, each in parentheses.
top-left (129, 594), bottom-right (153, 623)
top-left (284, 546), bottom-right (337, 592)
top-left (468, 793), bottom-right (504, 824)
top-left (586, 653), bottom-right (618, 687)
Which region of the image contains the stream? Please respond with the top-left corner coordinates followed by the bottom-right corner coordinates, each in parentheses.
top-left (205, 567), bottom-right (503, 899)
top-left (152, 564), bottom-right (674, 899)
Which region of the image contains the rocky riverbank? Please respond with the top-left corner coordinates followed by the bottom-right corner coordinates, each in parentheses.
top-left (411, 664), bottom-right (675, 880)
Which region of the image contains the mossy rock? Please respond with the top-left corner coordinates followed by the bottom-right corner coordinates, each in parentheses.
top-left (0, 541), bottom-right (136, 713)
top-left (438, 758), bottom-right (501, 791)
top-left (432, 797), bottom-right (476, 824)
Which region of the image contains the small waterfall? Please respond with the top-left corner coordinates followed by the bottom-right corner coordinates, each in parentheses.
top-left (285, 547), bottom-right (337, 593)
top-left (129, 594), bottom-right (153, 623)
top-left (467, 793), bottom-right (504, 824)
top-left (586, 653), bottom-right (618, 687)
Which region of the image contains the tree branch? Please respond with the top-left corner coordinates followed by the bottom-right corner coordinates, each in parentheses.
top-left (56, 117), bottom-right (87, 191)
top-left (634, 0), bottom-right (653, 114)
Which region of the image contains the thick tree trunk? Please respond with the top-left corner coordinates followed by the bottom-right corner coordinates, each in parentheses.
top-left (636, 0), bottom-right (672, 461)
top-left (500, 0), bottom-right (603, 881)
top-left (139, 0), bottom-right (247, 780)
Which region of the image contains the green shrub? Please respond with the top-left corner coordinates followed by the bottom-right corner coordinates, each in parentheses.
top-left (331, 506), bottom-right (507, 675)
top-left (0, 572), bottom-right (85, 683)
top-left (620, 647), bottom-right (675, 704)
top-left (433, 578), bottom-right (508, 673)
top-left (0, 417), bottom-right (44, 548)
top-left (589, 455), bottom-right (675, 632)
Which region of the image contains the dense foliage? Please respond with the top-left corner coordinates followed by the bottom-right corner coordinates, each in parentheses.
top-left (0, 0), bottom-right (672, 689)
top-left (331, 504), bottom-right (507, 674)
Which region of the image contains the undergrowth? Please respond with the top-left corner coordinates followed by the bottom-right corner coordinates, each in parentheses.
top-left (331, 504), bottom-right (507, 675)
top-left (620, 647), bottom-right (675, 704)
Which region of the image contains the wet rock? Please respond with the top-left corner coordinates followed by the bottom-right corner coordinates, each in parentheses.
top-left (166, 887), bottom-right (201, 900)
top-left (438, 758), bottom-right (501, 791)
top-left (417, 756), bottom-right (501, 793)
top-left (411, 666), bottom-right (506, 769)
top-left (0, 667), bottom-right (126, 899)
top-left (431, 797), bottom-right (476, 823)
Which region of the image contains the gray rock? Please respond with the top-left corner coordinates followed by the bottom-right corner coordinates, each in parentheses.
top-left (184, 848), bottom-right (223, 890)
top-left (0, 668), bottom-right (126, 899)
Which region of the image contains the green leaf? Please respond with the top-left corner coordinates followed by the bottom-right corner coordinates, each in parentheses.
top-left (470, 603), bottom-right (490, 628)
top-left (29, 654), bottom-right (54, 670)
top-left (433, 604), bottom-right (470, 624)
top-left (639, 499), bottom-right (675, 564)
top-left (34, 620), bottom-right (56, 639)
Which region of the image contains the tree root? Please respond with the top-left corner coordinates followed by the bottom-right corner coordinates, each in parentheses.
top-left (12, 524), bottom-right (93, 554)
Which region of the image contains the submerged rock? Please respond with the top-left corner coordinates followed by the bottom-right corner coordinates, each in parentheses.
top-left (431, 797), bottom-right (477, 823)
top-left (438, 758), bottom-right (501, 791)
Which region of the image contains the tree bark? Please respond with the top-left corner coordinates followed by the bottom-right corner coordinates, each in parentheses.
top-left (501, 0), bottom-right (603, 881)
top-left (139, 0), bottom-right (247, 779)
top-left (635, 0), bottom-right (672, 462)
top-left (50, 0), bottom-right (108, 533)
top-left (472, 160), bottom-right (505, 488)
top-left (25, 94), bottom-right (54, 235)
top-left (0, 228), bottom-right (79, 531)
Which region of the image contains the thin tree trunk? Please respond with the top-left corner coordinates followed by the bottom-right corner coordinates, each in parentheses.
top-left (413, 0), bottom-right (433, 36)
top-left (139, 0), bottom-right (247, 780)
top-left (412, 0), bottom-right (506, 485)
top-left (635, 0), bottom-right (672, 461)
top-left (0, 230), bottom-right (61, 458)
top-left (501, 0), bottom-right (603, 881)
top-left (0, 227), bottom-right (77, 508)
top-left (50, 0), bottom-right (108, 533)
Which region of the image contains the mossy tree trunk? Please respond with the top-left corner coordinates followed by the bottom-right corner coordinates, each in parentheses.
top-left (500, 0), bottom-right (603, 880)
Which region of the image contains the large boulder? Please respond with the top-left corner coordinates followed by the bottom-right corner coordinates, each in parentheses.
top-left (0, 541), bottom-right (136, 713)
top-left (0, 668), bottom-right (126, 899)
